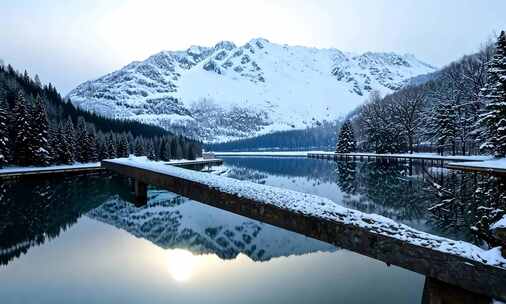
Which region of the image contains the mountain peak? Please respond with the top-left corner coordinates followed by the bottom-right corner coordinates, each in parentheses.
top-left (67, 39), bottom-right (436, 143)
top-left (247, 37), bottom-right (270, 47)
top-left (214, 41), bottom-right (236, 50)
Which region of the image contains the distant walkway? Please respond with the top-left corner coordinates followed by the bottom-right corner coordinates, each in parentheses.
top-left (447, 159), bottom-right (506, 177)
top-left (308, 152), bottom-right (491, 163)
top-left (214, 151), bottom-right (322, 157)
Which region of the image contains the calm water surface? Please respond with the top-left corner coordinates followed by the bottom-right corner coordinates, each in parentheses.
top-left (3, 156), bottom-right (492, 303)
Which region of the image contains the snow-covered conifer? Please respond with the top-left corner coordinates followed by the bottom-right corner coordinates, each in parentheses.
top-left (31, 96), bottom-right (51, 166)
top-left (75, 117), bottom-right (88, 162)
top-left (117, 133), bottom-right (129, 157)
top-left (336, 120), bottom-right (356, 153)
top-left (85, 125), bottom-right (98, 162)
top-left (430, 101), bottom-right (457, 155)
top-left (0, 97), bottom-right (10, 167)
top-left (479, 31), bottom-right (506, 157)
top-left (134, 137), bottom-right (145, 156)
top-left (106, 133), bottom-right (117, 159)
top-left (12, 91), bottom-right (33, 166)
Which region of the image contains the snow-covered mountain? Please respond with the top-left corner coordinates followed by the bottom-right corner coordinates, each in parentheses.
top-left (68, 38), bottom-right (436, 142)
top-left (87, 190), bottom-right (335, 261)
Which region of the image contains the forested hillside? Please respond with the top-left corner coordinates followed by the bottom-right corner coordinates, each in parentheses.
top-left (207, 121), bottom-right (339, 152)
top-left (0, 63), bottom-right (202, 168)
top-left (348, 33), bottom-right (505, 156)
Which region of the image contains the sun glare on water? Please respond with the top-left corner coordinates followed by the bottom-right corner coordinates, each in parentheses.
top-left (167, 249), bottom-right (197, 282)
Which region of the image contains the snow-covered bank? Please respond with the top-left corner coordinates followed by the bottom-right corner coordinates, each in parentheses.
top-left (213, 151), bottom-right (329, 157)
top-left (492, 215), bottom-right (506, 230)
top-left (0, 157), bottom-right (221, 177)
top-left (106, 156), bottom-right (506, 269)
top-left (0, 163), bottom-right (102, 175)
top-left (448, 158), bottom-right (506, 170)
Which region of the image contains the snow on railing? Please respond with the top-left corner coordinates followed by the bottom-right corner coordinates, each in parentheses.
top-left (107, 156), bottom-right (506, 268)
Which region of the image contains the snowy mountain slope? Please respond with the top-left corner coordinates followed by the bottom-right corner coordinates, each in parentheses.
top-left (87, 190), bottom-right (335, 261)
top-left (68, 38), bottom-right (436, 142)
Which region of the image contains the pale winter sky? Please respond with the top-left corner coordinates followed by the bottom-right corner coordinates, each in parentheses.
top-left (1, 0), bottom-right (505, 94)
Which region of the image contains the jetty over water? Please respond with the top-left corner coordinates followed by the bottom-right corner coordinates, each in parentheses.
top-left (308, 152), bottom-right (489, 164)
top-left (102, 157), bottom-right (506, 302)
top-left (447, 160), bottom-right (506, 177)
top-left (0, 163), bottom-right (105, 179)
top-left (0, 158), bottom-right (223, 179)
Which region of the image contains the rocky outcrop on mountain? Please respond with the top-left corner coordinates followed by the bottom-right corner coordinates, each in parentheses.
top-left (68, 38), bottom-right (435, 142)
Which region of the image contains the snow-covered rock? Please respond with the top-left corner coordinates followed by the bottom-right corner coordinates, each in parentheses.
top-left (68, 38), bottom-right (436, 143)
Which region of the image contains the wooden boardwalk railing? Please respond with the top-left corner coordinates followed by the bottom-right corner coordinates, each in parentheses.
top-left (102, 158), bottom-right (506, 301)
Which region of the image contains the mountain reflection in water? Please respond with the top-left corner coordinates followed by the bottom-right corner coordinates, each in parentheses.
top-left (0, 171), bottom-right (335, 267)
top-left (0, 159), bottom-right (434, 304)
top-left (88, 190), bottom-right (336, 262)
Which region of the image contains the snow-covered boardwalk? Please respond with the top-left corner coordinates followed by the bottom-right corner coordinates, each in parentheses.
top-left (447, 159), bottom-right (506, 176)
top-left (102, 157), bottom-right (506, 301)
top-left (308, 152), bottom-right (491, 163)
top-left (0, 158), bottom-right (223, 179)
top-left (214, 151), bottom-right (323, 157)
top-left (0, 163), bottom-right (104, 179)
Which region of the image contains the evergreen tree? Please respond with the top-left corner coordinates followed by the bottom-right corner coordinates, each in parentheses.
top-left (12, 92), bottom-right (33, 166)
top-left (75, 117), bottom-right (88, 162)
top-left (47, 122), bottom-right (59, 163)
top-left (31, 96), bottom-right (51, 166)
top-left (146, 139), bottom-right (156, 160)
top-left (96, 132), bottom-right (109, 160)
top-left (134, 137), bottom-right (145, 156)
top-left (336, 120), bottom-right (356, 153)
top-left (127, 133), bottom-right (135, 154)
top-left (171, 137), bottom-right (183, 159)
top-left (0, 63), bottom-right (202, 167)
top-left (430, 101), bottom-right (458, 155)
top-left (63, 117), bottom-right (76, 161)
top-left (84, 125), bottom-right (98, 162)
top-left (479, 31), bottom-right (506, 157)
top-left (117, 133), bottom-right (129, 157)
top-left (0, 97), bottom-right (10, 167)
top-left (159, 137), bottom-right (167, 161)
top-left (57, 121), bottom-right (74, 164)
top-left (105, 133), bottom-right (117, 159)
top-left (162, 138), bottom-right (172, 161)
top-left (187, 145), bottom-right (197, 160)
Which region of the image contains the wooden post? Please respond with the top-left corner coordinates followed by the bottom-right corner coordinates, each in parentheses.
top-left (421, 277), bottom-right (490, 304)
top-left (134, 179), bottom-right (148, 206)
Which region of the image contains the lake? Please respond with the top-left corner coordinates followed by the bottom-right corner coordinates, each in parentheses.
top-left (1, 156), bottom-right (499, 303)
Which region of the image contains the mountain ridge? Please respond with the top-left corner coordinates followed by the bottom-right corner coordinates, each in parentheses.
top-left (68, 38), bottom-right (436, 143)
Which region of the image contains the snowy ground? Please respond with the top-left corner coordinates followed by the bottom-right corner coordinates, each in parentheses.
top-left (106, 156), bottom-right (506, 269)
top-left (0, 158), bottom-right (217, 176)
top-left (213, 151), bottom-right (329, 157)
top-left (492, 215), bottom-right (506, 230)
top-left (448, 158), bottom-right (506, 170)
top-left (0, 163), bottom-right (102, 175)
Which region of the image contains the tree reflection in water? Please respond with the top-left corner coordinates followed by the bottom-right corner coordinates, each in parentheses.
top-left (222, 156), bottom-right (506, 248)
top-left (0, 174), bottom-right (129, 265)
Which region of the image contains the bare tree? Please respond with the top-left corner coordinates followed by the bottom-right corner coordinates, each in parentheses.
top-left (391, 86), bottom-right (426, 153)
